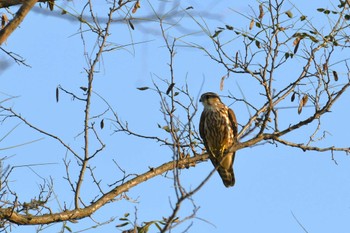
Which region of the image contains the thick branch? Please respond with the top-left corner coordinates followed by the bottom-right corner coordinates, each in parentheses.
top-left (0, 0), bottom-right (38, 45)
top-left (0, 0), bottom-right (49, 8)
top-left (0, 154), bottom-right (208, 225)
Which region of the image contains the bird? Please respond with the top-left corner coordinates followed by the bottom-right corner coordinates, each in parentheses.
top-left (199, 92), bottom-right (238, 187)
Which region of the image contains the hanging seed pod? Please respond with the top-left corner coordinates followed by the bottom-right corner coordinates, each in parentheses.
top-left (333, 70), bottom-right (338, 81)
top-left (56, 86), bottom-right (59, 103)
top-left (298, 95), bottom-right (308, 114)
top-left (258, 4), bottom-right (264, 19)
top-left (291, 92), bottom-right (296, 102)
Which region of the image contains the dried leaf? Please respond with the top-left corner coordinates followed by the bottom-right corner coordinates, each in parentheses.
top-left (249, 19), bottom-right (254, 30)
top-left (298, 95), bottom-right (308, 114)
top-left (118, 0), bottom-right (122, 5)
top-left (258, 4), bottom-right (264, 19)
top-left (323, 63), bottom-right (328, 72)
top-left (132, 1), bottom-right (140, 14)
top-left (1, 14), bottom-right (8, 29)
top-left (333, 70), bottom-right (338, 81)
top-left (56, 86), bottom-right (59, 103)
top-left (100, 119), bottom-right (104, 129)
top-left (166, 83), bottom-right (175, 95)
top-left (220, 74), bottom-right (229, 91)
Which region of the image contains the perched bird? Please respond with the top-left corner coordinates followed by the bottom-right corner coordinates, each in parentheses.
top-left (199, 92), bottom-right (238, 187)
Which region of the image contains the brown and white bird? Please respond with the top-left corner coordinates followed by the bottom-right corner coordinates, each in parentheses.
top-left (199, 92), bottom-right (238, 187)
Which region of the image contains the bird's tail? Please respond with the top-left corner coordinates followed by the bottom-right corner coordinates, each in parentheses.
top-left (216, 152), bottom-right (235, 187)
top-left (217, 166), bottom-right (235, 187)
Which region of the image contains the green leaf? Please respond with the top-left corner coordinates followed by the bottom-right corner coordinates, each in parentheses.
top-left (116, 222), bottom-right (129, 228)
top-left (255, 40), bottom-right (261, 48)
top-left (300, 15), bottom-right (307, 21)
top-left (317, 8), bottom-right (325, 12)
top-left (212, 29), bottom-right (223, 38)
top-left (324, 9), bottom-right (330, 14)
top-left (64, 225), bottom-right (72, 232)
top-left (137, 87), bottom-right (149, 91)
top-left (345, 14), bottom-right (350, 20)
top-left (166, 83), bottom-right (175, 95)
top-left (162, 126), bottom-right (170, 132)
top-left (309, 36), bottom-right (319, 43)
top-left (225, 25), bottom-right (233, 30)
top-left (128, 20), bottom-right (135, 30)
top-left (285, 10), bottom-right (293, 18)
top-left (124, 213), bottom-right (130, 217)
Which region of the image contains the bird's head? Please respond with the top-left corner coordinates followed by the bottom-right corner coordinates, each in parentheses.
top-left (199, 92), bottom-right (222, 108)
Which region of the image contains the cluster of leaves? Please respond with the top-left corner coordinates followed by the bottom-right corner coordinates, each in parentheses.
top-left (116, 213), bottom-right (178, 233)
top-left (317, 0), bottom-right (350, 20)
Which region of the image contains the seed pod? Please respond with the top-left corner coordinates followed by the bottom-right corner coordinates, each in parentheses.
top-left (249, 19), bottom-right (254, 30)
top-left (258, 4), bottom-right (264, 19)
top-left (291, 92), bottom-right (296, 102)
top-left (100, 119), bottom-right (104, 129)
top-left (56, 86), bottom-right (59, 103)
top-left (298, 95), bottom-right (308, 114)
top-left (333, 70), bottom-right (338, 81)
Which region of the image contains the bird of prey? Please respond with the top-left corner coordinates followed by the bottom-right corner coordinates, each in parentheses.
top-left (199, 92), bottom-right (238, 187)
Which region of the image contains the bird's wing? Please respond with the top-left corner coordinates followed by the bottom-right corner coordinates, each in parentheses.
top-left (228, 108), bottom-right (238, 141)
top-left (199, 111), bottom-right (207, 147)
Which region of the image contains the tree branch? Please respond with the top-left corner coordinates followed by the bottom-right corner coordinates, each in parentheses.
top-left (0, 154), bottom-right (208, 225)
top-left (0, 0), bottom-right (47, 8)
top-left (0, 0), bottom-right (38, 45)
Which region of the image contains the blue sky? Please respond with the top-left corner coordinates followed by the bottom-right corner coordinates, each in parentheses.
top-left (1, 0), bottom-right (350, 232)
